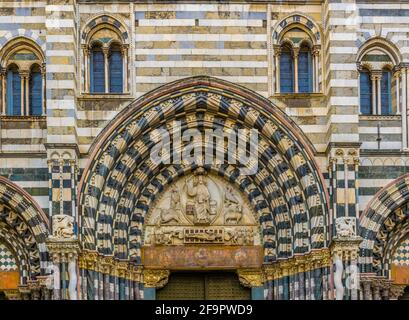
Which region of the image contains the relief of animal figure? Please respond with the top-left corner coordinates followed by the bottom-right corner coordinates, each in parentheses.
top-left (224, 203), bottom-right (243, 224)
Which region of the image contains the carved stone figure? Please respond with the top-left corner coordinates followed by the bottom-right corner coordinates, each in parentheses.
top-left (51, 214), bottom-right (75, 239)
top-left (186, 168), bottom-right (212, 224)
top-left (335, 217), bottom-right (355, 238)
top-left (224, 185), bottom-right (243, 224)
top-left (158, 186), bottom-right (181, 225)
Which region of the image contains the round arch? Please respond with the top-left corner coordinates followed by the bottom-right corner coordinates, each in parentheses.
top-left (78, 76), bottom-right (330, 265)
top-left (0, 176), bottom-right (50, 283)
top-left (359, 174), bottom-right (409, 275)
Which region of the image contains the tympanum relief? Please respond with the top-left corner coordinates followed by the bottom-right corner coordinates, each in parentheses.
top-left (143, 168), bottom-right (260, 246)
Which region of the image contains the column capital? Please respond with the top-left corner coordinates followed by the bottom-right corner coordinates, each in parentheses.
top-left (237, 268), bottom-right (263, 288)
top-left (143, 269), bottom-right (170, 288)
top-left (273, 45), bottom-right (281, 56)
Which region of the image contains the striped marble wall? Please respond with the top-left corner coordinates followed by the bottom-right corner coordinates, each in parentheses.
top-left (0, 0), bottom-right (408, 220)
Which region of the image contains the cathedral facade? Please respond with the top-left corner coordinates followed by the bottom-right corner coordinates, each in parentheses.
top-left (0, 0), bottom-right (409, 300)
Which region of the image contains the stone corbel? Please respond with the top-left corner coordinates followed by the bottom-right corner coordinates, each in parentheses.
top-left (237, 269), bottom-right (263, 288)
top-left (143, 269), bottom-right (170, 289)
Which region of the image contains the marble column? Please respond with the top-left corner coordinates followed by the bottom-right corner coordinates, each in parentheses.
top-left (273, 45), bottom-right (281, 94)
top-left (293, 47), bottom-right (300, 93)
top-left (103, 47), bottom-right (109, 93)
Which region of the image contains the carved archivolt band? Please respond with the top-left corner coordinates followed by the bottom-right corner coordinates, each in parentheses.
top-left (237, 269), bottom-right (263, 288)
top-left (78, 251), bottom-right (143, 282)
top-left (263, 249), bottom-right (331, 281)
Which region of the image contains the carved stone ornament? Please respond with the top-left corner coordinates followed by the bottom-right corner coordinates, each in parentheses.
top-left (143, 269), bottom-right (170, 288)
top-left (143, 168), bottom-right (260, 247)
top-left (237, 269), bottom-right (263, 288)
top-left (335, 217), bottom-right (356, 238)
top-left (50, 214), bottom-right (75, 239)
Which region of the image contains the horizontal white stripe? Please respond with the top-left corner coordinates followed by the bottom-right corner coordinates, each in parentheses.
top-left (134, 48), bottom-right (267, 55)
top-left (46, 35), bottom-right (74, 43)
top-left (1, 2), bottom-right (45, 7)
top-left (0, 145), bottom-right (45, 152)
top-left (47, 99), bottom-right (75, 109)
top-left (15, 181), bottom-right (49, 188)
top-left (138, 19), bottom-right (195, 27)
top-left (0, 158), bottom-right (46, 168)
top-left (329, 3), bottom-right (357, 10)
top-left (362, 17), bottom-right (409, 24)
top-left (134, 33), bottom-right (267, 42)
top-left (199, 19), bottom-right (263, 27)
top-left (329, 134), bottom-right (359, 142)
top-left (134, 76), bottom-right (267, 83)
top-left (135, 60), bottom-right (268, 68)
top-left (134, 4), bottom-right (266, 11)
top-left (46, 65), bottom-right (75, 73)
top-left (285, 108), bottom-right (327, 117)
top-left (47, 117), bottom-right (75, 126)
top-left (1, 129), bottom-right (45, 139)
top-left (329, 63), bottom-right (357, 71)
top-left (329, 33), bottom-right (357, 41)
top-left (359, 127), bottom-right (402, 134)
top-left (0, 16), bottom-right (44, 23)
top-left (329, 79), bottom-right (358, 87)
top-left (47, 50), bottom-right (75, 57)
top-left (77, 127), bottom-right (103, 137)
top-left (46, 5), bottom-right (74, 12)
top-left (361, 141), bottom-right (402, 149)
top-left (45, 19), bottom-right (74, 28)
top-left (330, 115), bottom-right (359, 123)
top-left (46, 135), bottom-right (77, 144)
top-left (329, 47), bottom-right (358, 54)
top-left (77, 110), bottom-right (117, 120)
top-left (298, 125), bottom-right (328, 133)
top-left (46, 80), bottom-right (75, 89)
top-left (360, 179), bottom-right (394, 188)
top-left (330, 97), bottom-right (359, 106)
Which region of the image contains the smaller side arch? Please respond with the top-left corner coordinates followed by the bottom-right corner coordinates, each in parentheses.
top-left (359, 174), bottom-right (409, 274)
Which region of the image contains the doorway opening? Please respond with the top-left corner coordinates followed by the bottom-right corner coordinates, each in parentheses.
top-left (156, 271), bottom-right (251, 300)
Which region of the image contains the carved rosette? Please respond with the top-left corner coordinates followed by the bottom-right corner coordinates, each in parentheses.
top-left (143, 269), bottom-right (170, 288)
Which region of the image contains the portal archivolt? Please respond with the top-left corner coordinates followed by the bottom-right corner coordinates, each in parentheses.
top-left (79, 76), bottom-right (329, 262)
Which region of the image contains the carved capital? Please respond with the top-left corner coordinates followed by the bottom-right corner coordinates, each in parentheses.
top-left (389, 284), bottom-right (406, 300)
top-left (237, 269), bottom-right (263, 288)
top-left (143, 269), bottom-right (170, 288)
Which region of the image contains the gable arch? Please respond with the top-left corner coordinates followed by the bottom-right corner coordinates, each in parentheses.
top-left (78, 76), bottom-right (330, 264)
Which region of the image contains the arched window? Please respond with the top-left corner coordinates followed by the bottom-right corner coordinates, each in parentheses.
top-left (298, 43), bottom-right (313, 93)
top-left (359, 69), bottom-right (372, 115)
top-left (82, 16), bottom-right (129, 94)
top-left (280, 44), bottom-right (294, 93)
top-left (109, 44), bottom-right (123, 93)
top-left (29, 65), bottom-right (42, 116)
top-left (6, 64), bottom-right (21, 116)
top-left (0, 37), bottom-right (45, 116)
top-left (381, 69), bottom-right (392, 115)
top-left (272, 15), bottom-right (321, 94)
top-left (357, 39), bottom-right (402, 117)
top-left (90, 44), bottom-right (105, 93)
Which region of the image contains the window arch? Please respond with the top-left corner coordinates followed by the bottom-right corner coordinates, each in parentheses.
top-left (82, 15), bottom-right (129, 94)
top-left (0, 37), bottom-right (45, 116)
top-left (272, 14), bottom-right (321, 94)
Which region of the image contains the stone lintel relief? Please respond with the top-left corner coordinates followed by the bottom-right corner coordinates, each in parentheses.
top-left (143, 168), bottom-right (260, 247)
